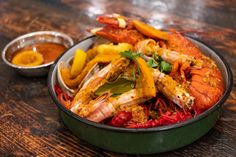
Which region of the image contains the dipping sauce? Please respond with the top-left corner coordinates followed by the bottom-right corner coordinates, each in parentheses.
top-left (11, 42), bottom-right (66, 66)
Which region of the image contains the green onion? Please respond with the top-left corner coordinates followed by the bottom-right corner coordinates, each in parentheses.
top-left (131, 67), bottom-right (136, 81)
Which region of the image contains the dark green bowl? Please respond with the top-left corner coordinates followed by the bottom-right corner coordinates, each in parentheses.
top-left (48, 36), bottom-right (232, 154)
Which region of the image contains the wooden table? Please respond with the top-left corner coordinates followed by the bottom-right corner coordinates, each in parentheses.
top-left (0, 0), bottom-right (235, 156)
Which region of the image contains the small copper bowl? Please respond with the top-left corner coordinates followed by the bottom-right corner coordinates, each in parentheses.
top-left (2, 31), bottom-right (74, 77)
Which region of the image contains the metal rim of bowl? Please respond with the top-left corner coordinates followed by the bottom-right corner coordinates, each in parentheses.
top-left (2, 31), bottom-right (74, 69)
top-left (48, 35), bottom-right (233, 133)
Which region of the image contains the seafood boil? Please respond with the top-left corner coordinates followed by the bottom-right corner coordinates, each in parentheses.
top-left (54, 14), bottom-right (224, 128)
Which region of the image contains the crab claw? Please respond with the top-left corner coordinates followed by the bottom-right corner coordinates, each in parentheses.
top-left (96, 13), bottom-right (133, 29)
top-left (89, 26), bottom-right (144, 45)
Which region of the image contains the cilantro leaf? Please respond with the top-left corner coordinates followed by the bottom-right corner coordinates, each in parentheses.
top-left (160, 61), bottom-right (172, 73)
top-left (120, 51), bottom-right (141, 60)
top-left (120, 50), bottom-right (142, 76)
top-left (152, 54), bottom-right (172, 73)
top-left (147, 59), bottom-right (159, 68)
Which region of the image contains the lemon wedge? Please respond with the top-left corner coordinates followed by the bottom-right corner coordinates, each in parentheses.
top-left (70, 48), bottom-right (87, 78)
top-left (12, 50), bottom-right (44, 67)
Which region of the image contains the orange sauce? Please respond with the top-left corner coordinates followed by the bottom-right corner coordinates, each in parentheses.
top-left (12, 42), bottom-right (67, 64)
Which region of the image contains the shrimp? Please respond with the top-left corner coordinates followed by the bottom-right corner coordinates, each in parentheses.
top-left (66, 13), bottom-right (224, 126)
top-left (76, 67), bottom-right (194, 123)
top-left (91, 13), bottom-right (224, 112)
top-left (70, 57), bottom-right (130, 114)
top-left (135, 34), bottom-right (224, 112)
top-left (82, 89), bottom-right (149, 122)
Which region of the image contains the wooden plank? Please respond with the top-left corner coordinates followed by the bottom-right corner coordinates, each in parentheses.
top-left (0, 0), bottom-right (235, 156)
top-left (0, 100), bottom-right (115, 156)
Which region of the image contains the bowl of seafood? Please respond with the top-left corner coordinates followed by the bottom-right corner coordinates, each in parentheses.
top-left (48, 14), bottom-right (232, 154)
top-left (2, 31), bottom-right (73, 77)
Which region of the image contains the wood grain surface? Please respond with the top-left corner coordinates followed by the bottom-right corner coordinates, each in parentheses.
top-left (0, 0), bottom-right (235, 156)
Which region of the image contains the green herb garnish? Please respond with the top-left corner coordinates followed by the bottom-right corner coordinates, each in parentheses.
top-left (131, 66), bottom-right (136, 81)
top-left (150, 54), bottom-right (172, 73)
top-left (120, 50), bottom-right (141, 60)
top-left (160, 61), bottom-right (172, 73)
top-left (147, 59), bottom-right (158, 68)
top-left (120, 50), bottom-right (142, 76)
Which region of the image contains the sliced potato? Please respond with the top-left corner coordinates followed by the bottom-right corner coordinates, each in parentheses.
top-left (12, 50), bottom-right (44, 67)
top-left (133, 20), bottom-right (169, 40)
